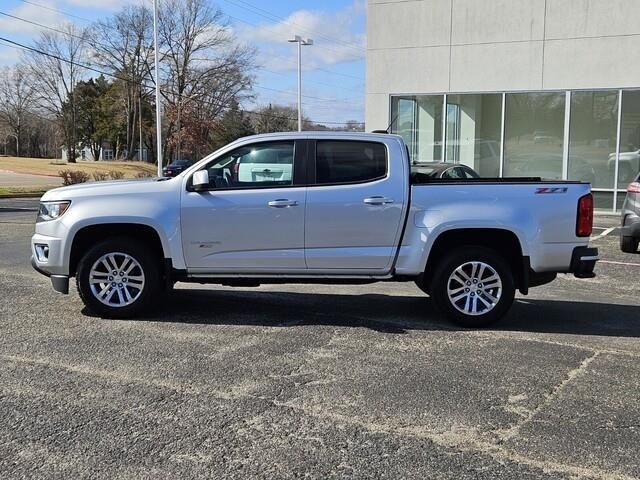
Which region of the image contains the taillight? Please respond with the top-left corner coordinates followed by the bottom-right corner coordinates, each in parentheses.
top-left (628, 182), bottom-right (640, 193)
top-left (576, 193), bottom-right (593, 237)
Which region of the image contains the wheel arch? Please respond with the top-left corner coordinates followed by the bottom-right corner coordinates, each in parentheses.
top-left (69, 223), bottom-right (166, 277)
top-left (420, 228), bottom-right (528, 295)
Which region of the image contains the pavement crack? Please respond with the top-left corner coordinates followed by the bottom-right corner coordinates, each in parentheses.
top-left (497, 351), bottom-right (600, 442)
top-left (266, 400), bottom-right (636, 480)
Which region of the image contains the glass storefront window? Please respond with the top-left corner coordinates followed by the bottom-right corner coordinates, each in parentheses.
top-left (389, 89), bottom-right (640, 211)
top-left (618, 90), bottom-right (640, 187)
top-left (504, 92), bottom-right (565, 179)
top-left (391, 95), bottom-right (443, 162)
top-left (569, 91), bottom-right (618, 189)
top-left (445, 94), bottom-right (502, 177)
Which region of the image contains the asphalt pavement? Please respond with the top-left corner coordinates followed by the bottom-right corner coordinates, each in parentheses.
top-left (1, 198), bottom-right (639, 479)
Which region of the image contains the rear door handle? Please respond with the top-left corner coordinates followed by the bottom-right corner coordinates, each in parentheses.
top-left (363, 196), bottom-right (394, 205)
top-left (268, 199), bottom-right (299, 208)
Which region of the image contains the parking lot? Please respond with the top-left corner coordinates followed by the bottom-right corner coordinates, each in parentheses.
top-left (1, 198), bottom-right (639, 480)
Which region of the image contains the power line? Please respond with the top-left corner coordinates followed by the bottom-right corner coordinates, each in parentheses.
top-left (314, 67), bottom-right (363, 81)
top-left (2, 10), bottom-right (363, 108)
top-left (219, 7), bottom-right (364, 68)
top-left (0, 36), bottom-right (146, 86)
top-left (18, 0), bottom-right (93, 23)
top-left (15, 0), bottom-right (365, 82)
top-left (220, 0), bottom-right (366, 54)
top-left (0, 36), bottom-right (359, 126)
top-left (0, 11), bottom-right (88, 41)
top-left (256, 66), bottom-right (363, 92)
top-left (253, 84), bottom-right (362, 106)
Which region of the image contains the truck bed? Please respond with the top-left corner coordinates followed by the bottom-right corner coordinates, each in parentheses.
top-left (410, 172), bottom-right (586, 185)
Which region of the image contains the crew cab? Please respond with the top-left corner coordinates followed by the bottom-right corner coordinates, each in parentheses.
top-left (31, 132), bottom-right (598, 327)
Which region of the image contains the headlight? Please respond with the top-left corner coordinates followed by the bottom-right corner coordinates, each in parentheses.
top-left (37, 201), bottom-right (71, 222)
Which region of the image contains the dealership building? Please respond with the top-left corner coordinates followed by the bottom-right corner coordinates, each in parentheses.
top-left (365, 0), bottom-right (640, 210)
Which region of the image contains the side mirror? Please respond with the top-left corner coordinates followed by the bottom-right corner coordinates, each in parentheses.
top-left (192, 170), bottom-right (210, 192)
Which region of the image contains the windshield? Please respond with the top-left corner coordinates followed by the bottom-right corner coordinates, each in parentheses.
top-left (169, 160), bottom-right (190, 167)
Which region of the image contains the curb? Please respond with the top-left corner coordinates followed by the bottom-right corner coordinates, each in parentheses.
top-left (0, 193), bottom-right (45, 199)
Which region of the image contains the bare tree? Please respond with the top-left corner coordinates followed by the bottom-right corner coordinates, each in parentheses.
top-left (0, 65), bottom-right (36, 157)
top-left (23, 24), bottom-right (88, 162)
top-left (251, 104), bottom-right (299, 134)
top-left (92, 5), bottom-right (154, 159)
top-left (158, 0), bottom-right (254, 159)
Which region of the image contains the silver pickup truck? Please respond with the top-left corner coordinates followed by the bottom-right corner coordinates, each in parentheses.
top-left (31, 132), bottom-right (598, 327)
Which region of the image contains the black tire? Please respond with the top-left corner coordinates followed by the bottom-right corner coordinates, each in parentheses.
top-left (621, 235), bottom-right (639, 254)
top-left (76, 237), bottom-right (161, 318)
top-left (429, 246), bottom-right (515, 328)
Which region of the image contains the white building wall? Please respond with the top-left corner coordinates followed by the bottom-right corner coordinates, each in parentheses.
top-left (366, 0), bottom-right (640, 129)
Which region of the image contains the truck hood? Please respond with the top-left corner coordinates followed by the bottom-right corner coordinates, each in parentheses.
top-left (41, 177), bottom-right (173, 201)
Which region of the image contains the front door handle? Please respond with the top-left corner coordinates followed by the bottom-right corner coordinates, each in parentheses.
top-left (268, 199), bottom-right (299, 208)
top-left (363, 196), bottom-right (394, 205)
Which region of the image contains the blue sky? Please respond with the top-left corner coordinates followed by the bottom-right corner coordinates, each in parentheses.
top-left (0, 0), bottom-right (366, 125)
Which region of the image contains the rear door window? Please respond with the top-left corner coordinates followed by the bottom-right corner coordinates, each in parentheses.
top-left (315, 141), bottom-right (387, 185)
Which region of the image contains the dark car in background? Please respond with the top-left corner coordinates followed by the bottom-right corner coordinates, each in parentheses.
top-left (621, 173), bottom-right (640, 253)
top-left (163, 159), bottom-right (193, 177)
top-left (411, 162), bottom-right (480, 179)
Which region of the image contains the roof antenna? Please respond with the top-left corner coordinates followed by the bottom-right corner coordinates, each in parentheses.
top-left (371, 112), bottom-right (399, 134)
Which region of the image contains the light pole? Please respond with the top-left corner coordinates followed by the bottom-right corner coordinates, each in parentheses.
top-left (153, 0), bottom-right (163, 176)
top-left (288, 35), bottom-right (313, 132)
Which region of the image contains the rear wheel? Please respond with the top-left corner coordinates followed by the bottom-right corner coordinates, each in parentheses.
top-left (76, 238), bottom-right (161, 318)
top-left (621, 235), bottom-right (639, 254)
top-left (430, 246), bottom-right (515, 328)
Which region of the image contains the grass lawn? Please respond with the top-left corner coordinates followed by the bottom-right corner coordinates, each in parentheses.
top-left (0, 186), bottom-right (54, 197)
top-left (0, 156), bottom-right (157, 178)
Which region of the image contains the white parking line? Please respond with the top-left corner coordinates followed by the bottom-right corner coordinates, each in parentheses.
top-left (590, 227), bottom-right (616, 241)
top-left (599, 260), bottom-right (640, 267)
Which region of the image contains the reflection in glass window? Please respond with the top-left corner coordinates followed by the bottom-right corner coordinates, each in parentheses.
top-left (445, 94), bottom-right (502, 177)
top-left (205, 142), bottom-right (294, 189)
top-left (504, 93), bottom-right (565, 179)
top-left (391, 95), bottom-right (443, 162)
top-left (618, 90), bottom-right (640, 186)
top-left (569, 91), bottom-right (618, 188)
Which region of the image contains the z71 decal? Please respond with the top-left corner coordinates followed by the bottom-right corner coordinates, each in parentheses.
top-left (535, 187), bottom-right (569, 194)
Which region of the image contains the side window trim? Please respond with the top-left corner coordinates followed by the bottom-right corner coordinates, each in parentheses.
top-left (308, 139), bottom-right (389, 187)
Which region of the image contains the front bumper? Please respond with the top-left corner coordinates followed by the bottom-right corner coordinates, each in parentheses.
top-left (31, 256), bottom-right (69, 294)
top-left (569, 246), bottom-right (599, 279)
top-left (31, 230), bottom-right (70, 294)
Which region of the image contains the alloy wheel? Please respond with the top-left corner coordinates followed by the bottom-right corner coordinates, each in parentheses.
top-left (88, 252), bottom-right (145, 308)
top-left (446, 261), bottom-right (502, 316)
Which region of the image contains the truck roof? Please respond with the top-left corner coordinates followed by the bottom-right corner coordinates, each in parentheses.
top-left (234, 131), bottom-right (404, 143)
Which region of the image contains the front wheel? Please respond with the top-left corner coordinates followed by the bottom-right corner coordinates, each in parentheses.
top-left (430, 246), bottom-right (515, 328)
top-left (76, 238), bottom-right (161, 318)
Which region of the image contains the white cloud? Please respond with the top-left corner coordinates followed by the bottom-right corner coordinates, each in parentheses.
top-left (61, 0), bottom-right (141, 10)
top-left (0, 0), bottom-right (65, 35)
top-left (0, 44), bottom-right (23, 67)
top-left (236, 1), bottom-right (366, 72)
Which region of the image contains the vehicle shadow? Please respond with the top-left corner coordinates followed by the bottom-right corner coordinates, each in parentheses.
top-left (93, 287), bottom-right (640, 338)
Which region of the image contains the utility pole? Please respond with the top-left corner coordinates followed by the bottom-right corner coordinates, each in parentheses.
top-left (153, 0), bottom-right (163, 176)
top-left (288, 36), bottom-right (313, 132)
top-left (139, 85), bottom-right (144, 161)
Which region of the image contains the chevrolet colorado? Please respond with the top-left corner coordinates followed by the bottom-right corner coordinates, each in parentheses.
top-left (31, 132), bottom-right (598, 327)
